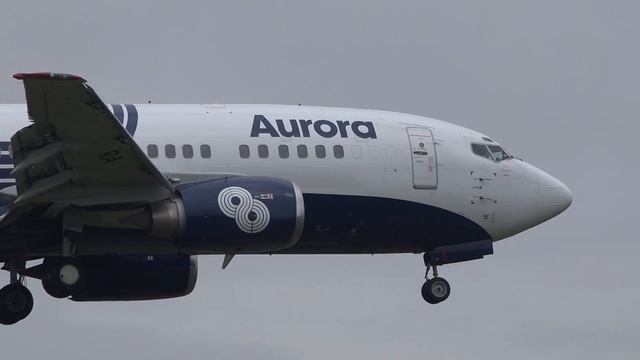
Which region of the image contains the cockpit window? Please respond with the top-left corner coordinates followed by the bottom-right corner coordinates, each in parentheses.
top-left (487, 145), bottom-right (511, 162)
top-left (471, 143), bottom-right (492, 160)
top-left (472, 143), bottom-right (512, 162)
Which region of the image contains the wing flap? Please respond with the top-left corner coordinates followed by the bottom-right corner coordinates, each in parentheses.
top-left (11, 142), bottom-right (62, 174)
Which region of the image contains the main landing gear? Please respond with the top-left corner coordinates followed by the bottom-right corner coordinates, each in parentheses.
top-left (0, 260), bottom-right (33, 325)
top-left (0, 258), bottom-right (84, 325)
top-left (421, 253), bottom-right (451, 304)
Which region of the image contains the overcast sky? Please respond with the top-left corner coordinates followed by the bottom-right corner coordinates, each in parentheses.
top-left (0, 1), bottom-right (638, 359)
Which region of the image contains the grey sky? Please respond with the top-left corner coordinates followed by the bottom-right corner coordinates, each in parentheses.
top-left (0, 1), bottom-right (638, 359)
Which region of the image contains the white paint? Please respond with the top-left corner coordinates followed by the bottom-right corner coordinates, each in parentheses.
top-left (0, 103), bottom-right (572, 241)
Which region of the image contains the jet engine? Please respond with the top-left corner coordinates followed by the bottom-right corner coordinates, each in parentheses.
top-left (151, 176), bottom-right (305, 253)
top-left (42, 255), bottom-right (197, 301)
top-left (64, 176), bottom-right (305, 255)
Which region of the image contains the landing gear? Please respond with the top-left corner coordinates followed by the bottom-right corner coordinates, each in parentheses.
top-left (421, 277), bottom-right (450, 304)
top-left (421, 253), bottom-right (451, 304)
top-left (0, 259), bottom-right (33, 325)
top-left (0, 283), bottom-right (33, 325)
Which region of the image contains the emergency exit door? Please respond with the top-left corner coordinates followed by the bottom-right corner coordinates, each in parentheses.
top-left (407, 127), bottom-right (438, 189)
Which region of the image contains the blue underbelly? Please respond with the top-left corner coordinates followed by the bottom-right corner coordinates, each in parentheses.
top-left (281, 194), bottom-right (491, 254)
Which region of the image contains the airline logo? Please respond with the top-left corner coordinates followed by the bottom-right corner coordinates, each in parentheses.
top-left (110, 104), bottom-right (139, 136)
top-left (0, 105), bottom-right (139, 189)
top-left (217, 186), bottom-right (270, 234)
top-left (251, 114), bottom-right (377, 139)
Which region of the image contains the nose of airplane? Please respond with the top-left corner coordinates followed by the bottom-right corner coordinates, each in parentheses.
top-left (536, 169), bottom-right (572, 222)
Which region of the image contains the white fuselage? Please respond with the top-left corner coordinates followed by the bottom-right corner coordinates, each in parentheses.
top-left (0, 103), bottom-right (571, 246)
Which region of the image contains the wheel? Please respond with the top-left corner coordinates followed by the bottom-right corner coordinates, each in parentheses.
top-left (421, 277), bottom-right (451, 304)
top-left (41, 259), bottom-right (82, 299)
top-left (0, 284), bottom-right (34, 325)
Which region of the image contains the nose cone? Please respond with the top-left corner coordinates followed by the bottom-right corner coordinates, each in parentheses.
top-left (537, 170), bottom-right (572, 223)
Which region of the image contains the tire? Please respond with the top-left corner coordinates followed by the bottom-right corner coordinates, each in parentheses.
top-left (421, 281), bottom-right (438, 304)
top-left (0, 284), bottom-right (34, 325)
top-left (421, 277), bottom-right (451, 304)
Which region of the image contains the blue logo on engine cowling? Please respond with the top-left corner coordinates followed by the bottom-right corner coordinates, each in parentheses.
top-left (217, 186), bottom-right (270, 234)
top-left (178, 177), bottom-right (300, 251)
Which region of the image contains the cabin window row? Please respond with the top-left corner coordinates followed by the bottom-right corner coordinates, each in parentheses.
top-left (147, 144), bottom-right (212, 159)
top-left (239, 144), bottom-right (345, 159)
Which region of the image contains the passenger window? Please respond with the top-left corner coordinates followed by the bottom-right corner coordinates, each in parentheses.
top-left (488, 145), bottom-right (511, 162)
top-left (333, 145), bottom-right (344, 159)
top-left (165, 144), bottom-right (176, 159)
top-left (368, 145), bottom-right (379, 159)
top-left (258, 144), bottom-right (269, 158)
top-left (182, 144), bottom-right (193, 158)
top-left (239, 145), bottom-right (250, 159)
top-left (147, 144), bottom-right (159, 158)
top-left (351, 145), bottom-right (362, 159)
top-left (471, 144), bottom-right (492, 160)
top-left (315, 145), bottom-right (326, 158)
top-left (200, 144), bottom-right (211, 158)
top-left (278, 144), bottom-right (289, 159)
top-left (297, 145), bottom-right (308, 158)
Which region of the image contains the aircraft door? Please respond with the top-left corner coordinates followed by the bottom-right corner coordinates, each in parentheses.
top-left (406, 127), bottom-right (437, 189)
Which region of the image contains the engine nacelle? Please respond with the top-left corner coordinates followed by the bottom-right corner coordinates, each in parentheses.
top-left (169, 176), bottom-right (305, 253)
top-left (56, 176), bottom-right (305, 255)
top-left (42, 255), bottom-right (197, 301)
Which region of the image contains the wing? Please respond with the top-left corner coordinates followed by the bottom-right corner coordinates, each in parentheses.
top-left (8, 72), bottom-right (173, 207)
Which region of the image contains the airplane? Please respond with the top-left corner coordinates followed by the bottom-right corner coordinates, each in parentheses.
top-left (0, 72), bottom-right (572, 325)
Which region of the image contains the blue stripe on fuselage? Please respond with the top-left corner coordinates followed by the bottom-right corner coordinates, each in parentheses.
top-left (279, 193), bottom-right (492, 254)
top-left (124, 104), bottom-right (138, 136)
top-left (0, 141), bottom-right (13, 189)
top-left (112, 104), bottom-right (124, 124)
top-left (110, 104), bottom-right (138, 136)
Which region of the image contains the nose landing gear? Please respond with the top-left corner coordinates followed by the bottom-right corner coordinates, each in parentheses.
top-left (0, 260), bottom-right (33, 325)
top-left (421, 253), bottom-right (451, 304)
